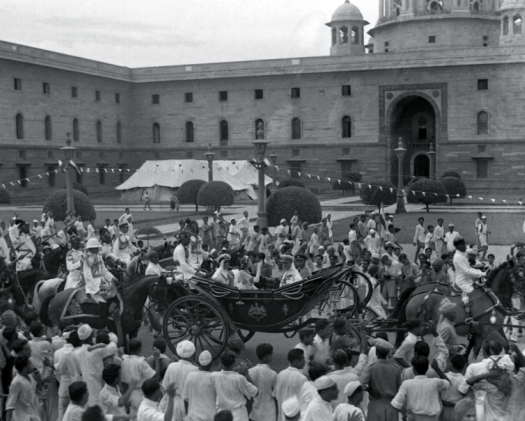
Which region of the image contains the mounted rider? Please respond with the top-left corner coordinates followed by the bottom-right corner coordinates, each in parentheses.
top-left (98, 227), bottom-right (115, 258)
top-left (173, 232), bottom-right (201, 282)
top-left (113, 221), bottom-right (137, 266)
top-left (80, 237), bottom-right (117, 303)
top-left (452, 237), bottom-right (485, 294)
top-left (64, 235), bottom-right (83, 289)
top-left (13, 222), bottom-right (36, 272)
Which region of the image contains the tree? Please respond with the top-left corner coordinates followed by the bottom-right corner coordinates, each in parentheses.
top-left (407, 179), bottom-right (448, 213)
top-left (266, 186), bottom-right (322, 227)
top-left (177, 179), bottom-right (207, 212)
top-left (441, 170), bottom-right (461, 179)
top-left (0, 187), bottom-right (11, 204)
top-left (333, 173), bottom-right (362, 195)
top-left (197, 181), bottom-right (235, 209)
top-left (278, 179), bottom-right (306, 189)
top-left (359, 179), bottom-right (397, 209)
top-left (43, 190), bottom-right (96, 222)
top-left (440, 177), bottom-right (467, 205)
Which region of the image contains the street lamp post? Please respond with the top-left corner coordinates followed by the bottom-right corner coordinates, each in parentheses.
top-left (270, 150), bottom-right (278, 192)
top-left (252, 140), bottom-right (270, 229)
top-left (60, 133), bottom-right (77, 215)
top-left (394, 137), bottom-right (407, 214)
top-left (428, 142), bottom-right (436, 180)
top-left (205, 144), bottom-right (215, 182)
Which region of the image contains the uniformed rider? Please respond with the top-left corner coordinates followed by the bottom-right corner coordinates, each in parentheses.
top-left (112, 221), bottom-right (137, 265)
top-left (452, 237), bottom-right (484, 294)
top-left (145, 250), bottom-right (168, 276)
top-left (65, 236), bottom-right (83, 289)
top-left (14, 223), bottom-right (36, 272)
top-left (81, 238), bottom-right (117, 303)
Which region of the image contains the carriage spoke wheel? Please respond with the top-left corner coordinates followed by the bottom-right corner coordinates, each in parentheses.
top-left (319, 280), bottom-right (360, 319)
top-left (348, 272), bottom-right (374, 309)
top-left (237, 329), bottom-right (256, 343)
top-left (359, 306), bottom-right (381, 323)
top-left (163, 295), bottom-right (230, 361)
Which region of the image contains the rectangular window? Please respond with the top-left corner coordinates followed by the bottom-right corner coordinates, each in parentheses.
top-left (14, 78), bottom-right (22, 91)
top-left (48, 166), bottom-right (56, 187)
top-left (483, 35), bottom-right (489, 46)
top-left (341, 161), bottom-right (352, 178)
top-left (115, 93), bottom-right (120, 104)
top-left (152, 94), bottom-right (160, 104)
top-left (428, 36), bottom-right (436, 43)
top-left (384, 41), bottom-right (389, 52)
top-left (98, 167), bottom-right (106, 185)
top-left (290, 162), bottom-right (302, 179)
top-left (43, 82), bottom-right (50, 95)
top-left (185, 92), bottom-right (193, 103)
top-left (255, 89), bottom-right (264, 100)
top-left (220, 150), bottom-right (228, 159)
top-left (19, 166), bottom-right (27, 188)
top-left (71, 86), bottom-right (78, 98)
top-left (478, 145), bottom-right (487, 154)
top-left (19, 150), bottom-right (26, 160)
top-left (95, 90), bottom-right (101, 102)
top-left (476, 161), bottom-right (488, 179)
top-left (342, 85), bottom-right (352, 96)
top-left (219, 91), bottom-right (228, 102)
top-left (477, 79), bottom-right (489, 91)
top-left (291, 88), bottom-right (301, 99)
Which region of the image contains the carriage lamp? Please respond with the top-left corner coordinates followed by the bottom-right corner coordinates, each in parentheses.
top-left (60, 133), bottom-right (78, 215)
top-left (394, 138), bottom-right (407, 214)
top-left (205, 144), bottom-right (215, 182)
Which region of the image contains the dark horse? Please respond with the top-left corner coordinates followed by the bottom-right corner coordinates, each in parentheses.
top-left (42, 246), bottom-right (68, 278)
top-left (393, 261), bottom-right (515, 357)
top-left (39, 275), bottom-right (186, 338)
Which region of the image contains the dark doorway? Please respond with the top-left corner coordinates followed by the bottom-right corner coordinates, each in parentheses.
top-left (414, 154), bottom-right (430, 178)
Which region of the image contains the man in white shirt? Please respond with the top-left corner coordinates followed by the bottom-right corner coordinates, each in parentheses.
top-left (104, 219), bottom-right (116, 241)
top-left (228, 219), bottom-right (242, 249)
top-left (433, 219), bottom-right (445, 257)
top-left (275, 219), bottom-right (289, 250)
top-left (100, 364), bottom-right (136, 417)
top-left (452, 237), bottom-right (484, 293)
top-left (274, 349), bottom-right (307, 421)
top-left (173, 232), bottom-right (201, 282)
top-left (348, 223), bottom-right (360, 257)
top-left (444, 224), bottom-right (460, 253)
top-left (248, 344), bottom-right (278, 421)
top-left (113, 222), bottom-right (138, 266)
top-left (145, 251), bottom-right (167, 276)
top-left (54, 328), bottom-right (78, 421)
top-left (182, 351), bottom-right (216, 421)
top-left (302, 376), bottom-right (338, 421)
top-left (65, 236), bottom-right (83, 290)
top-left (237, 211), bottom-right (250, 246)
top-left (413, 217), bottom-right (426, 262)
top-left (211, 351), bottom-right (258, 421)
top-left (138, 378), bottom-right (176, 421)
top-left (332, 381), bottom-right (365, 421)
top-left (312, 319), bottom-right (331, 365)
top-left (279, 254), bottom-right (303, 287)
top-left (364, 229), bottom-right (381, 254)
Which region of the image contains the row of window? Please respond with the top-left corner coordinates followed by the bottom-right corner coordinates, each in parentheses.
top-left (13, 78), bottom-right (121, 103)
top-left (502, 14), bottom-right (522, 36)
top-left (151, 86), bottom-right (353, 104)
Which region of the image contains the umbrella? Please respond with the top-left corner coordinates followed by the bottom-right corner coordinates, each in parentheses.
top-left (134, 226), bottom-right (162, 247)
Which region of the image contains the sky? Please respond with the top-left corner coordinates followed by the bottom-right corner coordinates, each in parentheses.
top-left (0, 0), bottom-right (378, 68)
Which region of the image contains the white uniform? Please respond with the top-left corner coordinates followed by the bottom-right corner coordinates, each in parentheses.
top-left (453, 250), bottom-right (484, 293)
top-left (14, 233), bottom-right (35, 272)
top-left (82, 254), bottom-right (115, 300)
top-left (65, 248), bottom-right (83, 289)
top-left (113, 234), bottom-right (137, 265)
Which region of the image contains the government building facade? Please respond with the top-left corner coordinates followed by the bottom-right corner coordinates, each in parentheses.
top-left (1, 0), bottom-right (524, 200)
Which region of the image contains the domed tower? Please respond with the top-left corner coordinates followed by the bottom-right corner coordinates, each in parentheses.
top-left (500, 0), bottom-right (525, 45)
top-left (326, 0), bottom-right (369, 56)
top-left (369, 0), bottom-right (501, 53)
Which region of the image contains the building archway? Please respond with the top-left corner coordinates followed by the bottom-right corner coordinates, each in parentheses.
top-left (387, 94), bottom-right (438, 185)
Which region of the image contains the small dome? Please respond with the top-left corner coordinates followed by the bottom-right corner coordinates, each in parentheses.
top-left (331, 0), bottom-right (364, 22)
top-left (500, 0), bottom-right (525, 10)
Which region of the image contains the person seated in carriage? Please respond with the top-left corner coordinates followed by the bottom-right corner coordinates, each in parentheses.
top-left (80, 238), bottom-right (118, 303)
top-left (212, 254), bottom-right (235, 286)
top-left (112, 221), bottom-right (138, 266)
top-left (173, 232), bottom-right (202, 282)
top-left (98, 227), bottom-right (114, 258)
top-left (65, 235), bottom-right (83, 289)
top-left (145, 250), bottom-right (168, 276)
top-left (452, 237), bottom-right (486, 294)
top-left (280, 254), bottom-right (303, 287)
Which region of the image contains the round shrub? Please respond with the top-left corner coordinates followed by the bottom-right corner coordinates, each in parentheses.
top-left (197, 181), bottom-right (235, 208)
top-left (0, 187), bottom-right (11, 204)
top-left (407, 179), bottom-right (448, 213)
top-left (440, 177), bottom-right (467, 205)
top-left (73, 183), bottom-right (88, 196)
top-left (177, 179), bottom-right (207, 212)
top-left (266, 187), bottom-right (322, 227)
top-left (407, 176), bottom-right (427, 189)
top-left (278, 179), bottom-right (306, 189)
top-left (359, 179), bottom-right (397, 209)
top-left (441, 170), bottom-right (461, 179)
top-left (43, 190), bottom-right (96, 222)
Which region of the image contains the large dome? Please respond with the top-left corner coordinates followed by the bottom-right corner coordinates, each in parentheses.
top-left (331, 0), bottom-right (364, 22)
top-left (500, 0), bottom-right (525, 10)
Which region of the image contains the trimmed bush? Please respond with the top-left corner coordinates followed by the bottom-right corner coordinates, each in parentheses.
top-left (43, 189), bottom-right (96, 222)
top-left (359, 179), bottom-right (397, 209)
top-left (441, 170), bottom-right (461, 179)
top-left (177, 179), bottom-right (207, 212)
top-left (266, 186), bottom-right (322, 227)
top-left (440, 177), bottom-right (467, 205)
top-left (407, 179), bottom-right (448, 213)
top-left (278, 179), bottom-right (306, 189)
top-left (0, 187), bottom-right (11, 204)
top-left (197, 181), bottom-right (235, 208)
top-left (407, 176), bottom-right (427, 189)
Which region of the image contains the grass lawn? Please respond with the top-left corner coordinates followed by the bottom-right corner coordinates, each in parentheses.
top-left (331, 211), bottom-right (525, 245)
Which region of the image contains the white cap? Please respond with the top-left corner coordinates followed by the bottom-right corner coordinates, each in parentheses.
top-left (448, 223), bottom-right (454, 227)
top-left (86, 238), bottom-right (102, 249)
top-left (176, 340), bottom-right (196, 359)
top-left (280, 218), bottom-right (287, 224)
top-left (282, 396), bottom-right (300, 417)
top-left (314, 375), bottom-right (336, 391)
top-left (198, 350), bottom-right (212, 366)
top-left (108, 333), bottom-right (118, 344)
top-left (77, 324), bottom-right (92, 341)
top-left (344, 381), bottom-right (362, 397)
top-left (33, 219), bottom-right (38, 223)
top-left (369, 229), bottom-right (376, 234)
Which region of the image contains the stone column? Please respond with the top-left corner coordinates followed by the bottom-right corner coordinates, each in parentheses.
top-left (379, 0), bottom-right (385, 18)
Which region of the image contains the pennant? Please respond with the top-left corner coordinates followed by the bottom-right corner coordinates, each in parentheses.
top-left (10, 182), bottom-right (14, 186)
top-left (298, 172), bottom-right (301, 176)
top-left (468, 195), bottom-right (472, 199)
top-left (54, 169), bottom-right (59, 173)
top-left (479, 197), bottom-right (483, 200)
top-left (368, 184), bottom-right (372, 189)
top-left (357, 183), bottom-right (361, 188)
top-left (17, 180), bottom-right (21, 185)
top-left (317, 176), bottom-right (320, 181)
top-left (104, 168), bottom-right (108, 173)
top-left (503, 200), bottom-right (508, 203)
top-left (491, 199), bottom-right (495, 202)
top-left (412, 191), bottom-right (417, 196)
top-left (288, 170), bottom-right (291, 175)
top-left (96, 168), bottom-right (99, 173)
top-left (519, 201), bottom-right (523, 206)
top-left (111, 169), bottom-right (115, 173)
top-left (69, 160), bottom-right (81, 174)
top-left (45, 172), bottom-right (49, 176)
top-left (25, 178), bottom-right (29, 183)
top-left (446, 195), bottom-right (449, 199)
top-left (456, 194), bottom-right (460, 197)
top-left (308, 174), bottom-right (312, 179)
top-left (338, 180), bottom-right (341, 185)
top-left (379, 186), bottom-right (383, 191)
top-left (38, 174), bottom-right (42, 179)
top-left (327, 177), bottom-right (331, 182)
top-left (128, 169), bottom-right (131, 172)
top-left (87, 168), bottom-right (90, 173)
top-left (433, 193), bottom-right (438, 196)
top-left (275, 166), bottom-right (279, 171)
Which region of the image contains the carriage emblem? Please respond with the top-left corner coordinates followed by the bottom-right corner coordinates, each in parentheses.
top-left (283, 304), bottom-right (289, 316)
top-left (248, 303), bottom-right (267, 320)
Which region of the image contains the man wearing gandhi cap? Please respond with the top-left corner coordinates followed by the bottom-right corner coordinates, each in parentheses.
top-left (279, 254), bottom-right (303, 287)
top-left (302, 376), bottom-right (338, 420)
top-left (332, 381), bottom-right (365, 421)
top-left (282, 395), bottom-right (300, 420)
top-left (445, 223), bottom-right (460, 253)
top-left (364, 228), bottom-right (381, 254)
top-left (182, 350), bottom-right (216, 421)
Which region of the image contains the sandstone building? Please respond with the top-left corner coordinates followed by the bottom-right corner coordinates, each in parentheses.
top-left (1, 0), bottom-right (524, 199)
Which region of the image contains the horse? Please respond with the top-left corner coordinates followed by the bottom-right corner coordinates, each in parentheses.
top-left (394, 261), bottom-right (515, 357)
top-left (42, 246), bottom-right (68, 278)
top-left (39, 274), bottom-right (187, 339)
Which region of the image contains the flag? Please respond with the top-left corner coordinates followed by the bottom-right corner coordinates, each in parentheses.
top-left (69, 160), bottom-right (81, 174)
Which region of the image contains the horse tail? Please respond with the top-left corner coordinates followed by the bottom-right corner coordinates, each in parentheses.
top-left (395, 299), bottom-right (410, 348)
top-left (39, 293), bottom-right (56, 327)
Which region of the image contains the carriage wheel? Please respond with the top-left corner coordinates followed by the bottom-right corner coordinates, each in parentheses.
top-left (163, 295), bottom-right (230, 361)
top-left (348, 272), bottom-right (374, 308)
top-left (237, 330), bottom-right (256, 343)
